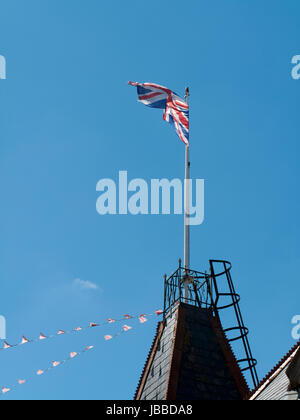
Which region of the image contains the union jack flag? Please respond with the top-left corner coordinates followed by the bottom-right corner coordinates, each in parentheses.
top-left (128, 82), bottom-right (189, 146)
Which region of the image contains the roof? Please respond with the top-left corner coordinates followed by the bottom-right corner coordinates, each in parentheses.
top-left (134, 320), bottom-right (165, 400)
top-left (249, 340), bottom-right (300, 400)
top-left (135, 303), bottom-right (250, 400)
top-left (286, 346), bottom-right (300, 390)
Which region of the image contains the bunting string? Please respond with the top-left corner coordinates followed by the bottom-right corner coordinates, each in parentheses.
top-left (1, 345), bottom-right (95, 396)
top-left (0, 309), bottom-right (163, 352)
top-left (0, 311), bottom-right (163, 397)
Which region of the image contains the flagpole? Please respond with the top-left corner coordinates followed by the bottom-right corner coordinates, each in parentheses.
top-left (184, 87), bottom-right (190, 301)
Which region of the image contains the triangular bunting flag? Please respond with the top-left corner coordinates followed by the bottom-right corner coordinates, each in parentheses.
top-left (123, 325), bottom-right (132, 332)
top-left (52, 361), bottom-right (60, 368)
top-left (104, 335), bottom-right (113, 341)
top-left (4, 341), bottom-right (12, 349)
top-left (139, 316), bottom-right (148, 324)
top-left (86, 346), bottom-right (94, 351)
top-left (21, 336), bottom-right (30, 345)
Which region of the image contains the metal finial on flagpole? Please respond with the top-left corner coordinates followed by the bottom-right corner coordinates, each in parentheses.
top-left (185, 87), bottom-right (190, 100)
top-left (183, 87), bottom-right (190, 301)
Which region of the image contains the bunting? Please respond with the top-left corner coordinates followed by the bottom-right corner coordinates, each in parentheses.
top-left (1, 309), bottom-right (163, 353)
top-left (0, 345), bottom-right (96, 396)
top-left (0, 313), bottom-right (160, 397)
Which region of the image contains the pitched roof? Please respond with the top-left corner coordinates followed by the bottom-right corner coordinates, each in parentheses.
top-left (135, 303), bottom-right (250, 400)
top-left (134, 321), bottom-right (165, 400)
top-left (286, 347), bottom-right (300, 390)
top-left (248, 340), bottom-right (300, 400)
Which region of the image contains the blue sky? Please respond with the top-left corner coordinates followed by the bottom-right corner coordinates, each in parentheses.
top-left (0, 0), bottom-right (299, 399)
